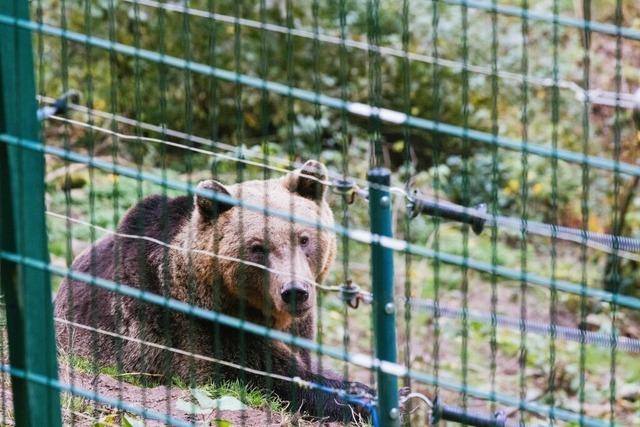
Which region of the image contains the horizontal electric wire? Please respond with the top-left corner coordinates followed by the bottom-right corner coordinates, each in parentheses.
top-left (576, 88), bottom-right (640, 110)
top-left (410, 196), bottom-right (640, 261)
top-left (0, 251), bottom-right (611, 427)
top-left (5, 132), bottom-right (640, 311)
top-left (3, 16), bottom-right (638, 178)
top-left (407, 298), bottom-right (640, 353)
top-left (39, 96), bottom-right (380, 192)
top-left (38, 95), bottom-right (295, 174)
top-left (489, 215), bottom-right (640, 260)
top-left (47, 115), bottom-right (298, 179)
top-left (438, 0), bottom-right (640, 41)
top-left (335, 286), bottom-right (640, 353)
top-left (45, 210), bottom-right (348, 291)
top-left (124, 0), bottom-right (640, 110)
top-left (41, 105), bottom-right (392, 197)
top-left (52, 210), bottom-right (640, 354)
top-left (38, 95), bottom-right (245, 155)
top-left (56, 318), bottom-right (324, 389)
top-left (46, 105), bottom-right (640, 261)
top-left (124, 0), bottom-right (566, 88)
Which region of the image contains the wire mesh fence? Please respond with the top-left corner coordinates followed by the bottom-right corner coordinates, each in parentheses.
top-left (1, 0), bottom-right (640, 426)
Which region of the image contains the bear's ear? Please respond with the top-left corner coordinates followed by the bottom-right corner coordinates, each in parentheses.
top-left (195, 180), bottom-right (234, 219)
top-left (285, 160), bottom-right (329, 202)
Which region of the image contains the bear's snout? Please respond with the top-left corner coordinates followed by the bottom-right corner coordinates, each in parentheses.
top-left (280, 281), bottom-right (311, 314)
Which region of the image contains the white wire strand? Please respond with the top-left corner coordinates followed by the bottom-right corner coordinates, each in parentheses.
top-left (486, 214), bottom-right (640, 262)
top-left (46, 108), bottom-right (640, 261)
top-left (406, 297), bottom-right (640, 353)
top-left (40, 101), bottom-right (392, 194)
top-left (123, 0), bottom-right (639, 110)
top-left (55, 317), bottom-right (305, 386)
top-left (45, 210), bottom-right (346, 292)
top-left (38, 95), bottom-right (376, 189)
top-left (43, 105), bottom-right (409, 200)
top-left (38, 95), bottom-right (247, 157)
top-left (53, 319), bottom-right (405, 390)
top-left (47, 115), bottom-right (297, 179)
top-left (53, 204), bottom-right (640, 353)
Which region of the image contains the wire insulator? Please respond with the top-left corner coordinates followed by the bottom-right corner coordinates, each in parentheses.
top-left (339, 280), bottom-right (362, 309)
top-left (409, 192), bottom-right (486, 235)
top-left (331, 178), bottom-right (358, 204)
top-left (37, 90), bottom-right (80, 121)
top-left (430, 397), bottom-right (507, 427)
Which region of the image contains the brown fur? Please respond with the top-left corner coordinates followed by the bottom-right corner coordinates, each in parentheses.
top-left (54, 160), bottom-right (372, 421)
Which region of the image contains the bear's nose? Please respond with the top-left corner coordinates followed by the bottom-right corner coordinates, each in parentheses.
top-left (281, 282), bottom-right (309, 306)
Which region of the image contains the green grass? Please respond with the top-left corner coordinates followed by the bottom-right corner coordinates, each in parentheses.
top-left (62, 353), bottom-right (161, 388)
top-left (201, 380), bottom-right (285, 414)
top-left (63, 353), bottom-right (284, 412)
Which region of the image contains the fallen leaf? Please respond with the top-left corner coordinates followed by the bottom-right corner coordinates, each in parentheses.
top-left (191, 388), bottom-right (217, 409)
top-left (122, 414), bottom-right (145, 427)
top-left (176, 398), bottom-right (212, 415)
top-left (211, 396), bottom-right (247, 411)
top-left (92, 413), bottom-right (119, 427)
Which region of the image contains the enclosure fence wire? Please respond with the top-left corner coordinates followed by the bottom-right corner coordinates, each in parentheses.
top-left (4, 131), bottom-right (640, 314)
top-left (2, 14), bottom-right (639, 176)
top-left (0, 251), bottom-right (616, 427)
top-left (0, 0), bottom-right (639, 426)
top-left (43, 107), bottom-right (640, 262)
top-left (123, 0), bottom-right (640, 110)
top-left (45, 198), bottom-right (640, 355)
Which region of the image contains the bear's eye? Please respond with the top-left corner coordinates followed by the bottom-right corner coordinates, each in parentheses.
top-left (299, 235), bottom-right (310, 247)
top-left (249, 243), bottom-right (266, 255)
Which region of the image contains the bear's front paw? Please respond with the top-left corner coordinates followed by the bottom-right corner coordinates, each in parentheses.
top-left (344, 380), bottom-right (375, 400)
top-left (332, 380), bottom-right (375, 421)
top-left (308, 377), bottom-right (375, 421)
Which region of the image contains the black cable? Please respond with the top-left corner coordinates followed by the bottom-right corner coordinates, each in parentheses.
top-left (430, 397), bottom-right (508, 427)
top-left (407, 297), bottom-right (640, 353)
top-left (409, 193), bottom-right (640, 254)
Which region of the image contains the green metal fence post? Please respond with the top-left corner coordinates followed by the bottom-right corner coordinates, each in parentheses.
top-left (0, 0), bottom-right (62, 425)
top-left (368, 167), bottom-right (400, 427)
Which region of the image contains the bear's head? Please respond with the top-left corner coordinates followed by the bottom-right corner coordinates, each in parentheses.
top-left (172, 160), bottom-right (336, 332)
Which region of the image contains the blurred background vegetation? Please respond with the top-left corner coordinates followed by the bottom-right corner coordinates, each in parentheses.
top-left (35, 0), bottom-right (640, 424)
top-left (38, 0), bottom-right (640, 294)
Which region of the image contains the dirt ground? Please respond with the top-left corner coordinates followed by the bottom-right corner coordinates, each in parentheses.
top-left (0, 367), bottom-right (350, 427)
top-left (59, 368), bottom-right (279, 426)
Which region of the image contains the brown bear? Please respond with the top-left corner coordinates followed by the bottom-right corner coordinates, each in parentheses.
top-left (54, 160), bottom-right (373, 421)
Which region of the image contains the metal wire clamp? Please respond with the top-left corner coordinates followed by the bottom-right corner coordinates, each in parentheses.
top-left (339, 280), bottom-right (364, 309)
top-left (331, 178), bottom-right (359, 204)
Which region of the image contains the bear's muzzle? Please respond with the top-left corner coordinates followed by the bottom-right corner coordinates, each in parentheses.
top-left (280, 281), bottom-right (312, 315)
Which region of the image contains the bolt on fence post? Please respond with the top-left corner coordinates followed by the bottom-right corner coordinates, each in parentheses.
top-left (0, 0), bottom-right (62, 425)
top-left (368, 167), bottom-right (400, 427)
